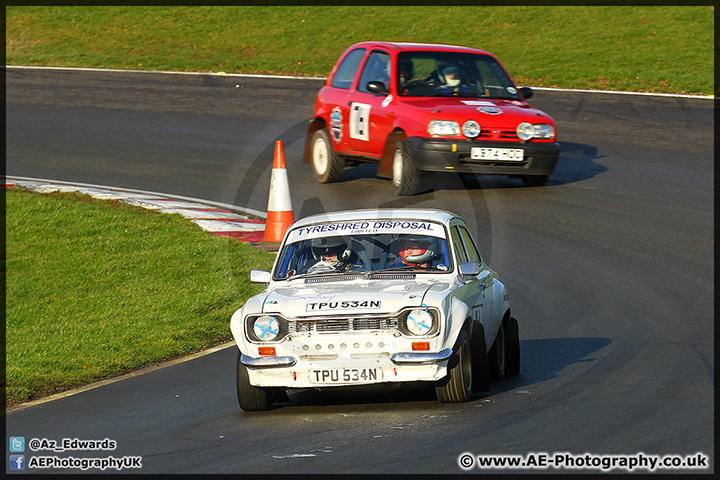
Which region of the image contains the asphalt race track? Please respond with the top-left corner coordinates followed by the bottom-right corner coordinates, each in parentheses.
top-left (5, 68), bottom-right (714, 474)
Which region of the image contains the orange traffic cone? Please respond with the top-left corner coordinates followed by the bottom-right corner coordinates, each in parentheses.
top-left (261, 140), bottom-right (294, 248)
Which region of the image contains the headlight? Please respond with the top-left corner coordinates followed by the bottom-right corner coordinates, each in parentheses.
top-left (462, 120), bottom-right (481, 138)
top-left (405, 309), bottom-right (435, 336)
top-left (533, 123), bottom-right (555, 139)
top-left (517, 122), bottom-right (555, 140)
top-left (428, 120), bottom-right (460, 137)
top-left (252, 315), bottom-right (281, 341)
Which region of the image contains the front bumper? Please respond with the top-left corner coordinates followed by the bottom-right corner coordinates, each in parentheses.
top-left (240, 333), bottom-right (452, 389)
top-left (408, 137), bottom-right (560, 176)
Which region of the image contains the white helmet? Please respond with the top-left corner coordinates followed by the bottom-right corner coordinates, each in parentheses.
top-left (397, 234), bottom-right (436, 266)
top-left (443, 66), bottom-right (461, 87)
top-left (311, 237), bottom-right (351, 267)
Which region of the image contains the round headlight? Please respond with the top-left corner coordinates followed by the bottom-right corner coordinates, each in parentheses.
top-left (253, 315), bottom-right (280, 341)
top-left (406, 309), bottom-right (434, 336)
top-left (428, 120), bottom-right (460, 137)
top-left (462, 120), bottom-right (481, 138)
top-left (516, 122), bottom-right (534, 141)
top-left (534, 123), bottom-right (555, 139)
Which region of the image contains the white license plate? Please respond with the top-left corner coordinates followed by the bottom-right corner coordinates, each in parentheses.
top-left (471, 147), bottom-right (524, 161)
top-left (309, 368), bottom-right (383, 384)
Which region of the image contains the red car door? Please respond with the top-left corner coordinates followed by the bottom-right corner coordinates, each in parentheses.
top-left (344, 49), bottom-right (394, 158)
top-left (320, 47), bottom-right (367, 153)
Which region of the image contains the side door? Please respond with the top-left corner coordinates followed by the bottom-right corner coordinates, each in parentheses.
top-left (345, 49), bottom-right (394, 158)
top-left (449, 224), bottom-right (485, 340)
top-left (321, 47), bottom-right (366, 153)
top-left (457, 225), bottom-right (500, 349)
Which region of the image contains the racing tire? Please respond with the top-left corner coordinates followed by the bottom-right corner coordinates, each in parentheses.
top-left (311, 128), bottom-right (344, 183)
top-left (488, 321), bottom-right (506, 380)
top-left (521, 175), bottom-right (549, 187)
top-left (436, 330), bottom-right (473, 403)
top-left (505, 317), bottom-right (521, 376)
top-left (236, 351), bottom-right (274, 411)
top-left (471, 323), bottom-right (491, 392)
top-left (392, 140), bottom-right (420, 196)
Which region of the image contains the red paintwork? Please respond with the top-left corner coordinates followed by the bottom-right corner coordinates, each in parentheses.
top-left (306, 41), bottom-right (556, 172)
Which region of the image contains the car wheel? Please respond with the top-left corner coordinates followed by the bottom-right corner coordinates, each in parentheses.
top-left (489, 321), bottom-right (506, 380)
top-left (521, 175), bottom-right (548, 187)
top-left (471, 323), bottom-right (491, 392)
top-left (436, 330), bottom-right (473, 403)
top-left (392, 140), bottom-right (420, 196)
top-left (236, 351), bottom-right (274, 411)
top-left (505, 317), bottom-right (521, 376)
top-left (311, 129), bottom-right (344, 183)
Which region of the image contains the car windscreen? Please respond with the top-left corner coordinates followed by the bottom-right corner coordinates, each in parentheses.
top-left (396, 51), bottom-right (522, 100)
top-left (273, 220), bottom-right (453, 279)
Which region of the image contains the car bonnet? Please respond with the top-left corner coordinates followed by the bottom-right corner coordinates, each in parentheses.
top-left (399, 97), bottom-right (549, 122)
top-left (261, 280), bottom-right (436, 317)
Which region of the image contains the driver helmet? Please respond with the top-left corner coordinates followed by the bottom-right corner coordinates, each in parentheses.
top-left (311, 236), bottom-right (350, 267)
top-left (398, 58), bottom-right (414, 83)
top-left (442, 65), bottom-right (461, 87)
top-left (398, 234), bottom-right (436, 266)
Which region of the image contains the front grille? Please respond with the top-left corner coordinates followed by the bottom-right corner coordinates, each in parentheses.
top-left (288, 316), bottom-right (399, 334)
top-left (476, 129), bottom-right (519, 140)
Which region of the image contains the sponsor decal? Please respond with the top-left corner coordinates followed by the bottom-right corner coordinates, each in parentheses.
top-left (506, 86), bottom-right (518, 95)
top-left (306, 300), bottom-right (382, 311)
top-left (287, 220), bottom-right (445, 243)
top-left (330, 106), bottom-right (343, 142)
top-left (461, 100), bottom-right (495, 106)
top-left (350, 103), bottom-right (371, 141)
top-left (478, 106), bottom-right (503, 115)
top-left (382, 95), bottom-right (393, 108)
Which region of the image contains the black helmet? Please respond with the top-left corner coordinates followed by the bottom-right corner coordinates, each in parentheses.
top-left (398, 58), bottom-right (414, 79)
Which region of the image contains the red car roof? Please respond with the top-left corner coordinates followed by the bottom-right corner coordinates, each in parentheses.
top-left (348, 41), bottom-right (492, 56)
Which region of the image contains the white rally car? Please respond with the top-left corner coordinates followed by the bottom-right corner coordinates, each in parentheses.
top-left (230, 208), bottom-right (519, 411)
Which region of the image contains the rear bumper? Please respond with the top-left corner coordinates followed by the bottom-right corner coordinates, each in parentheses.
top-left (408, 137), bottom-right (560, 176)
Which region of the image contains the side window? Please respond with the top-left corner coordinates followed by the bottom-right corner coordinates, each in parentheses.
top-left (450, 227), bottom-right (468, 264)
top-left (331, 48), bottom-right (366, 89)
top-left (458, 227), bottom-right (482, 264)
top-left (358, 51), bottom-right (390, 94)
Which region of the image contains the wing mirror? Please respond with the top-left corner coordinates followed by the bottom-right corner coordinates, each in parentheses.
top-left (458, 262), bottom-right (481, 277)
top-left (366, 81), bottom-right (389, 95)
top-left (250, 270), bottom-right (272, 283)
top-left (519, 86), bottom-right (533, 100)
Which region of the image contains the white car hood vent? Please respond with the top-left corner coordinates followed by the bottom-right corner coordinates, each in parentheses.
top-left (263, 281), bottom-right (433, 317)
top-left (304, 273), bottom-right (417, 284)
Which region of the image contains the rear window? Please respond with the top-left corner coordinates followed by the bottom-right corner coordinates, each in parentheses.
top-left (331, 48), bottom-right (366, 90)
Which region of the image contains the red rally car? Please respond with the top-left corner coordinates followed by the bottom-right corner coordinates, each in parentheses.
top-left (302, 41), bottom-right (560, 195)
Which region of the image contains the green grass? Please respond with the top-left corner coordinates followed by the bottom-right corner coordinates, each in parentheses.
top-left (5, 188), bottom-right (275, 405)
top-left (5, 5), bottom-right (714, 95)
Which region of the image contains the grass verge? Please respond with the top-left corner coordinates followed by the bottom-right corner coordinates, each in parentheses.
top-left (5, 5), bottom-right (714, 95)
top-left (4, 188), bottom-right (275, 405)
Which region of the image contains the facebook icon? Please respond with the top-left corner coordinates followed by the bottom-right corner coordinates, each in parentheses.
top-left (10, 455), bottom-right (25, 470)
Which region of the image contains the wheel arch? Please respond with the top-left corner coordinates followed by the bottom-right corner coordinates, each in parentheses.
top-left (469, 319), bottom-right (491, 391)
top-left (501, 308), bottom-right (512, 329)
top-left (302, 117), bottom-right (327, 165)
top-left (376, 128), bottom-right (408, 178)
